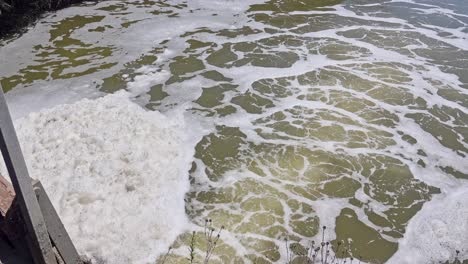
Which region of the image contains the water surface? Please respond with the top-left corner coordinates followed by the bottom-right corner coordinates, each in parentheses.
top-left (1, 0), bottom-right (467, 263)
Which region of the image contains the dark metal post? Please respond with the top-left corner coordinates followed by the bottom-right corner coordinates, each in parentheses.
top-left (0, 85), bottom-right (57, 264)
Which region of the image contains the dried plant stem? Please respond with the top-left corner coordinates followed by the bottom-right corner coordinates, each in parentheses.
top-left (203, 219), bottom-right (224, 264)
top-left (188, 231), bottom-right (196, 264)
top-left (160, 246), bottom-right (172, 264)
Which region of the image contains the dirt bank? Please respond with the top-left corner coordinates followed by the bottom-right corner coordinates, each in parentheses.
top-left (0, 0), bottom-right (83, 37)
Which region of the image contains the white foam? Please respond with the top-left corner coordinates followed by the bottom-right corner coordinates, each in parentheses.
top-left (5, 81), bottom-right (103, 119)
top-left (127, 68), bottom-right (170, 96)
top-left (388, 184), bottom-right (468, 263)
top-left (0, 92), bottom-right (195, 263)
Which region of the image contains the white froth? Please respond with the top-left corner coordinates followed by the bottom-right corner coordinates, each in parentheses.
top-left (0, 92), bottom-right (193, 263)
top-left (5, 81), bottom-right (103, 119)
top-left (388, 185), bottom-right (468, 263)
top-left (127, 68), bottom-right (170, 96)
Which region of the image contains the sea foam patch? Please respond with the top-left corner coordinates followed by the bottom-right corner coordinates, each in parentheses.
top-left (0, 92), bottom-right (192, 263)
top-left (388, 185), bottom-right (468, 264)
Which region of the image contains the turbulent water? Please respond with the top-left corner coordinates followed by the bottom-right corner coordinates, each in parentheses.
top-left (1, 0), bottom-right (468, 263)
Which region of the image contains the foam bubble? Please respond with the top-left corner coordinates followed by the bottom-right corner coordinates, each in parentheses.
top-left (1, 92), bottom-right (195, 263)
top-left (388, 184), bottom-right (468, 263)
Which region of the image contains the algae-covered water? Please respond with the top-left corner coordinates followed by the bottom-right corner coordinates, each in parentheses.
top-left (1, 0), bottom-right (467, 263)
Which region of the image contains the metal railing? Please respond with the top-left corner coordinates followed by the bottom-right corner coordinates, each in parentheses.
top-left (0, 84), bottom-right (81, 264)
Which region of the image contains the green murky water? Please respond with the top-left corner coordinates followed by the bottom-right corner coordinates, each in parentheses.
top-left (1, 0), bottom-right (467, 263)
